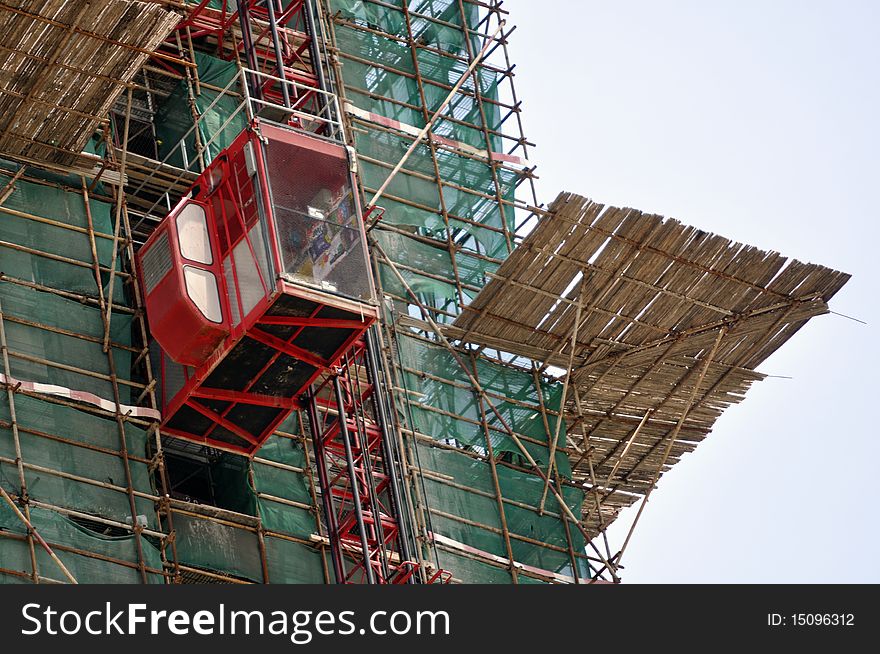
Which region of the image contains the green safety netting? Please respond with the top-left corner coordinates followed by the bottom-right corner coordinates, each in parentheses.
top-left (396, 333), bottom-right (569, 474)
top-left (155, 50), bottom-right (247, 169)
top-left (211, 454), bottom-right (257, 517)
top-left (0, 283), bottom-right (134, 405)
top-left (172, 512), bottom-right (263, 581)
top-left (396, 333), bottom-right (589, 579)
top-left (0, 168), bottom-right (165, 583)
top-left (0, 0), bottom-right (584, 584)
top-left (1, 133), bottom-right (108, 191)
top-left (417, 446), bottom-right (587, 579)
top-left (264, 535), bottom-right (326, 584)
top-left (251, 423), bottom-right (330, 582)
top-left (332, 0), bottom-right (406, 36)
top-left (332, 5), bottom-right (520, 324)
top-left (0, 173), bottom-right (134, 403)
top-left (0, 171), bottom-right (125, 302)
top-left (330, 5), bottom-right (503, 148)
top-left (172, 517), bottom-right (324, 583)
top-left (435, 548), bottom-right (512, 584)
top-left (354, 126), bottom-right (515, 256)
top-left (0, 503), bottom-right (164, 584)
top-left (0, 394), bottom-right (156, 528)
top-left (253, 434), bottom-right (316, 537)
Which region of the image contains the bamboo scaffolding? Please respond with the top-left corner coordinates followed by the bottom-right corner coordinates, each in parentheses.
top-left (324, 0), bottom-right (602, 581)
top-left (0, 296), bottom-right (40, 582)
top-left (0, 0), bottom-right (845, 587)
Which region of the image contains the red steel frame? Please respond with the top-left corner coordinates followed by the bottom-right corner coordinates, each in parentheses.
top-left (308, 339), bottom-right (410, 583)
top-left (162, 1), bottom-right (322, 119)
top-left (307, 338), bottom-right (451, 584)
top-left (157, 290), bottom-right (374, 456)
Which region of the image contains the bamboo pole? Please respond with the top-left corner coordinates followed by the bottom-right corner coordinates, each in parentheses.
top-left (120, 194), bottom-right (181, 581)
top-left (0, 295), bottom-right (39, 582)
top-left (455, 0), bottom-right (513, 253)
top-left (0, 166), bottom-right (26, 206)
top-left (81, 177), bottom-right (150, 583)
top-left (530, 368), bottom-right (592, 580)
top-left (470, 353), bottom-right (519, 583)
top-left (614, 326), bottom-right (728, 566)
top-left (102, 86), bottom-right (133, 352)
top-left (538, 280), bottom-right (584, 512)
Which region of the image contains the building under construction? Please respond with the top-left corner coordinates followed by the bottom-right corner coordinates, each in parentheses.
top-left (0, 0), bottom-right (848, 584)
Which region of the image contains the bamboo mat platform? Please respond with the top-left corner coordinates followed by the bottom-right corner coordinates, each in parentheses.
top-left (451, 192), bottom-right (849, 536)
top-left (0, 0), bottom-right (180, 165)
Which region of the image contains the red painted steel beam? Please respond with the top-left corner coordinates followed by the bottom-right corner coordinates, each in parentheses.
top-left (258, 315), bottom-right (368, 329)
top-left (249, 327), bottom-right (329, 369)
top-left (184, 399), bottom-right (259, 444)
top-left (190, 387), bottom-right (301, 410)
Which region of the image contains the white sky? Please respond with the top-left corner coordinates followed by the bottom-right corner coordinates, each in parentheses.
top-left (504, 0), bottom-right (879, 582)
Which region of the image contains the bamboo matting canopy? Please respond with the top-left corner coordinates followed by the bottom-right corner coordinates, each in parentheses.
top-left (450, 192), bottom-right (850, 536)
top-left (0, 0), bottom-right (180, 165)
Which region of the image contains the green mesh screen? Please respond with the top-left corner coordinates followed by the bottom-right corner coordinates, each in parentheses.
top-left (0, 172), bottom-right (134, 403)
top-left (0, 503), bottom-right (164, 584)
top-left (155, 50), bottom-right (247, 169)
top-left (0, 395), bottom-right (156, 526)
top-left (264, 536), bottom-right (326, 584)
top-left (0, 172), bottom-right (124, 301)
top-left (0, 56), bottom-right (325, 585)
top-left (396, 334), bottom-right (587, 580)
top-left (0, 0), bottom-right (584, 585)
top-left (255, 425), bottom-right (326, 582)
top-left (254, 433), bottom-right (316, 537)
top-left (396, 334), bottom-right (569, 474)
top-left (0, 170), bottom-right (170, 583)
top-left (331, 1), bottom-right (518, 324)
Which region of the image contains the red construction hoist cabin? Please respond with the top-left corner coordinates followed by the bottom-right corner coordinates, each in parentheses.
top-left (138, 119), bottom-right (378, 455)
